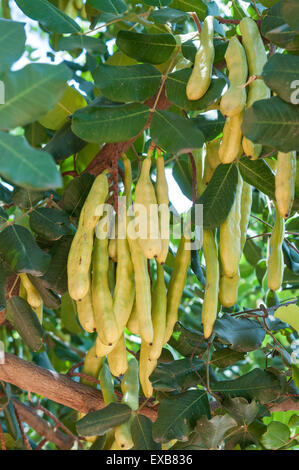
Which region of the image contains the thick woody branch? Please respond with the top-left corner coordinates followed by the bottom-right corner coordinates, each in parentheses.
top-left (12, 399), bottom-right (74, 450)
top-left (0, 354), bottom-right (158, 421)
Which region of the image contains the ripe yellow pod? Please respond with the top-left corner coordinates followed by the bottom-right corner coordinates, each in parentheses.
top-left (155, 150), bottom-right (170, 265)
top-left (219, 270), bottom-right (240, 308)
top-left (240, 181), bottom-right (253, 251)
top-left (33, 303), bottom-right (43, 324)
top-left (92, 218), bottom-right (119, 346)
top-left (96, 335), bottom-right (115, 358)
top-left (149, 262), bottom-right (167, 361)
top-left (81, 343), bottom-right (104, 388)
top-left (186, 16), bottom-right (215, 100)
top-left (126, 302), bottom-right (139, 336)
top-left (220, 174), bottom-right (243, 278)
top-left (67, 172), bottom-right (109, 300)
top-left (220, 36), bottom-right (248, 117)
top-left (203, 140), bottom-right (221, 185)
top-left (164, 236), bottom-right (191, 343)
top-left (267, 205), bottom-right (285, 291)
top-left (134, 151), bottom-right (161, 259)
top-left (239, 17), bottom-right (270, 159)
top-left (107, 334), bottom-right (128, 377)
top-left (108, 237), bottom-right (117, 262)
top-left (219, 112), bottom-right (243, 164)
top-left (76, 287), bottom-right (95, 333)
top-left (275, 151), bottom-right (297, 219)
top-left (19, 274), bottom-right (42, 309)
top-left (139, 341), bottom-right (157, 398)
top-left (202, 229), bottom-right (219, 339)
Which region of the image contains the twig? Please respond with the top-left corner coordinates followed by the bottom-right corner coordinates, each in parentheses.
top-left (190, 12), bottom-right (201, 34)
top-left (36, 438), bottom-right (48, 451)
top-left (13, 404), bottom-right (32, 450)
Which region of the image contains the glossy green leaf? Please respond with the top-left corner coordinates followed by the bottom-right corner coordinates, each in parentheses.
top-left (170, 0), bottom-right (207, 19)
top-left (166, 69), bottom-right (226, 111)
top-left (261, 421), bottom-right (291, 449)
top-left (143, 0), bottom-right (172, 6)
top-left (150, 110), bottom-right (204, 155)
top-left (238, 157), bottom-right (276, 201)
top-left (261, 2), bottom-right (299, 53)
top-left (62, 173), bottom-right (95, 217)
top-left (0, 132), bottom-right (62, 190)
top-left (93, 64), bottom-right (161, 103)
top-left (87, 0), bottom-right (127, 15)
top-left (0, 19), bottom-right (26, 74)
top-left (262, 54), bottom-right (299, 104)
top-left (210, 348), bottom-right (245, 368)
top-left (60, 292), bottom-right (82, 334)
top-left (29, 208), bottom-right (69, 241)
top-left (27, 274), bottom-right (61, 310)
top-left (0, 225), bottom-right (50, 276)
top-left (72, 103), bottom-right (150, 144)
top-left (194, 163), bottom-right (238, 230)
top-left (15, 0), bottom-right (80, 33)
top-left (153, 390), bottom-right (210, 443)
top-left (58, 35), bottom-right (107, 54)
top-left (40, 236), bottom-right (73, 295)
top-left (44, 121), bottom-right (87, 162)
top-left (194, 415), bottom-right (236, 449)
top-left (193, 111), bottom-right (225, 141)
top-left (0, 63), bottom-right (72, 129)
top-left (222, 397), bottom-right (260, 426)
top-left (116, 31), bottom-right (177, 65)
top-left (274, 304), bottom-right (299, 333)
top-left (213, 314), bottom-right (266, 352)
top-left (172, 154), bottom-right (192, 200)
top-left (131, 415), bottom-right (161, 450)
top-left (281, 0), bottom-right (299, 33)
top-left (150, 358), bottom-right (206, 392)
top-left (76, 403), bottom-right (132, 437)
top-left (6, 296), bottom-right (44, 352)
top-left (149, 7), bottom-right (188, 24)
top-left (242, 96), bottom-right (299, 152)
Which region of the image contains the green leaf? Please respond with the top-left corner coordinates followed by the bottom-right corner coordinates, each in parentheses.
top-left (194, 415), bottom-right (236, 449)
top-left (149, 7), bottom-right (189, 24)
top-left (0, 225), bottom-right (50, 276)
top-left (211, 369), bottom-right (281, 403)
top-left (292, 364), bottom-right (299, 389)
top-left (261, 2), bottom-right (299, 53)
top-left (131, 415), bottom-right (161, 450)
top-left (242, 96), bottom-right (299, 152)
top-left (76, 403), bottom-right (132, 437)
top-left (6, 296), bottom-right (44, 352)
top-left (213, 314), bottom-right (266, 352)
top-left (57, 35), bottom-right (107, 54)
top-left (0, 63), bottom-right (72, 129)
top-left (116, 30), bottom-right (177, 65)
top-left (152, 390), bottom-right (210, 443)
top-left (150, 358), bottom-right (206, 392)
top-left (150, 110), bottom-right (204, 155)
top-left (168, 323), bottom-right (207, 357)
top-left (93, 64), bottom-right (161, 103)
top-left (166, 69), bottom-right (226, 111)
top-left (62, 173), bottom-right (95, 217)
top-left (29, 208), bottom-right (69, 241)
top-left (40, 236), bottom-right (72, 295)
top-left (143, 0), bottom-right (172, 6)
top-left (15, 0), bottom-right (80, 33)
top-left (12, 188), bottom-right (45, 210)
top-left (27, 274), bottom-right (61, 310)
top-left (222, 397), bottom-right (260, 426)
top-left (0, 132), bottom-right (62, 190)
top-left (261, 421), bottom-right (291, 450)
top-left (72, 103), bottom-right (150, 144)
top-left (274, 304), bottom-right (299, 333)
top-left (194, 163), bottom-right (238, 230)
top-left (87, 0), bottom-right (128, 15)
top-left (210, 348), bottom-right (245, 368)
top-left (262, 54), bottom-right (299, 104)
top-left (172, 154), bottom-right (193, 200)
top-left (238, 157), bottom-right (275, 201)
top-left (194, 111), bottom-right (225, 141)
top-left (60, 292), bottom-right (82, 334)
top-left (170, 0), bottom-right (207, 19)
top-left (43, 121), bottom-right (87, 162)
top-left (281, 0), bottom-right (299, 33)
top-left (0, 19), bottom-right (26, 74)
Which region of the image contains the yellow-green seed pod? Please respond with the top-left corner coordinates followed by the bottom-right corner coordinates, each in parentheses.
top-left (76, 286), bottom-right (95, 333)
top-left (203, 139), bottom-right (221, 185)
top-left (220, 174), bottom-right (243, 278)
top-left (92, 218), bottom-right (119, 346)
top-left (267, 205), bottom-right (285, 291)
top-left (155, 150), bottom-right (170, 265)
top-left (67, 172), bottom-right (109, 300)
top-left (126, 302), bottom-right (139, 336)
top-left (219, 112), bottom-right (243, 164)
top-left (19, 274), bottom-right (42, 309)
top-left (164, 236), bottom-right (191, 343)
top-left (275, 151), bottom-right (297, 219)
top-left (96, 335), bottom-right (115, 358)
top-left (239, 17), bottom-right (270, 159)
top-left (134, 151), bottom-right (161, 259)
top-left (240, 181), bottom-right (253, 251)
top-left (107, 334), bottom-right (128, 377)
top-left (220, 36), bottom-right (248, 117)
top-left (202, 229), bottom-right (219, 339)
top-left (149, 262), bottom-right (167, 361)
top-left (139, 341), bottom-right (157, 398)
top-left (219, 270), bottom-right (240, 308)
top-left (81, 343), bottom-right (104, 388)
top-left (186, 16), bottom-right (215, 100)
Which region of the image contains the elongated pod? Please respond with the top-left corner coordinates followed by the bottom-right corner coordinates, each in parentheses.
top-left (76, 286), bottom-right (95, 333)
top-left (19, 274), bottom-right (42, 309)
top-left (107, 334), bottom-right (128, 377)
top-left (202, 229), bottom-right (219, 339)
top-left (275, 151), bottom-right (297, 219)
top-left (219, 112), bottom-right (243, 164)
top-left (139, 341), bottom-right (157, 398)
top-left (186, 16), bottom-right (215, 100)
top-left (219, 270), bottom-right (240, 308)
top-left (149, 262), bottom-right (167, 361)
top-left (155, 150), bottom-right (170, 265)
top-left (267, 205), bottom-right (285, 291)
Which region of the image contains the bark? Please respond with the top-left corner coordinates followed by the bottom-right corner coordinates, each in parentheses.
top-left (0, 353), bottom-right (158, 421)
top-left (12, 399), bottom-right (74, 450)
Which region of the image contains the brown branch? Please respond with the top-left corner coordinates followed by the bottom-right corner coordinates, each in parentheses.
top-left (0, 353), bottom-right (158, 421)
top-left (12, 399), bottom-right (74, 450)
